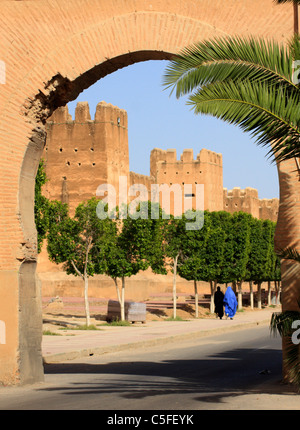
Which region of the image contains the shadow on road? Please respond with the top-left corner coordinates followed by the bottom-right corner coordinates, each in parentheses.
top-left (41, 346), bottom-right (298, 405)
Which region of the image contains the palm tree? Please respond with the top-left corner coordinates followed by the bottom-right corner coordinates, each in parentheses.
top-left (163, 35), bottom-right (300, 164)
top-left (270, 246), bottom-right (300, 388)
top-left (275, 0), bottom-right (300, 176)
top-left (163, 35), bottom-right (300, 387)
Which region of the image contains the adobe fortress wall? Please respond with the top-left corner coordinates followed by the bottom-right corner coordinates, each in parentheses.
top-left (223, 187), bottom-right (279, 222)
top-left (38, 101), bottom-right (279, 298)
top-left (44, 101), bottom-right (129, 215)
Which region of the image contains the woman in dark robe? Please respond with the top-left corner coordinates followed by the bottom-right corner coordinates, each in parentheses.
top-left (214, 286), bottom-right (224, 319)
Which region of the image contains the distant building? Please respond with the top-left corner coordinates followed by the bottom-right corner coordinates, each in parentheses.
top-left (37, 101), bottom-right (279, 298)
top-left (43, 101), bottom-right (278, 221)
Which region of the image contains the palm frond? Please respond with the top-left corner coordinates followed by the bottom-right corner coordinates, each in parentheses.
top-left (187, 79), bottom-right (300, 162)
top-left (270, 310), bottom-right (300, 389)
top-left (163, 36), bottom-right (293, 98)
top-left (270, 310), bottom-right (300, 336)
top-left (163, 36), bottom-right (300, 163)
top-left (276, 246), bottom-right (300, 262)
top-left (274, 0), bottom-right (300, 4)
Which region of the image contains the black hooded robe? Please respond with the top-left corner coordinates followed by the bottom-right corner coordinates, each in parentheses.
top-left (214, 288), bottom-right (224, 319)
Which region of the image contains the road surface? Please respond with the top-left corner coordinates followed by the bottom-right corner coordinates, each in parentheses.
top-left (0, 325), bottom-right (299, 411)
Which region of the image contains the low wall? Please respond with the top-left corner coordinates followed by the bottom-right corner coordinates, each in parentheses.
top-left (38, 269), bottom-right (276, 304)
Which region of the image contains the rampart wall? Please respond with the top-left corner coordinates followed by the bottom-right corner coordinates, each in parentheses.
top-left (44, 101), bottom-right (129, 215)
top-left (0, 0), bottom-right (295, 386)
top-left (150, 147), bottom-right (223, 215)
top-left (223, 187), bottom-right (279, 222)
top-left (38, 101), bottom-right (279, 298)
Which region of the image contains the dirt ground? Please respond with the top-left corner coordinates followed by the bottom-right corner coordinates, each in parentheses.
top-left (42, 297), bottom-right (273, 334)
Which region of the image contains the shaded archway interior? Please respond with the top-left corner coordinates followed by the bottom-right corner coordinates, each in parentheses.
top-left (21, 50), bottom-right (174, 250)
top-left (0, 0), bottom-right (296, 387)
top-left (41, 51), bottom-right (174, 119)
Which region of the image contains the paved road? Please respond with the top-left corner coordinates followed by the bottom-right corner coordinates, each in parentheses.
top-left (0, 325), bottom-right (299, 411)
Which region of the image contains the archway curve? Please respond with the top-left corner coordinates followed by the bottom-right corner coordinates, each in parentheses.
top-left (0, 0), bottom-right (298, 385)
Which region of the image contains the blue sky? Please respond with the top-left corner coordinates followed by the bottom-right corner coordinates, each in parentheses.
top-left (68, 60), bottom-right (279, 200)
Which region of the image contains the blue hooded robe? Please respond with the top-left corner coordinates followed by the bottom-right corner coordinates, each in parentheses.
top-left (223, 286), bottom-right (238, 318)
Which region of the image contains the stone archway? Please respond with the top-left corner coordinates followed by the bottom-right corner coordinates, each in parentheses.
top-left (0, 0), bottom-right (298, 385)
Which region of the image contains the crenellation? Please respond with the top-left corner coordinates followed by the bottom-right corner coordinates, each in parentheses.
top-left (48, 105), bottom-right (70, 123)
top-left (94, 101), bottom-right (127, 127)
top-left (44, 101), bottom-right (278, 222)
top-left (224, 187), bottom-right (279, 222)
top-left (166, 149), bottom-right (177, 163)
top-left (43, 101), bottom-right (129, 215)
top-left (197, 148), bottom-right (222, 166)
top-left (180, 149), bottom-right (193, 163)
top-left (74, 101), bottom-right (91, 122)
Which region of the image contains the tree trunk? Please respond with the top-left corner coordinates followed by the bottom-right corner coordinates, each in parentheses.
top-left (71, 259), bottom-right (91, 326)
top-left (121, 276), bottom-right (125, 321)
top-left (194, 280), bottom-right (198, 318)
top-left (173, 255), bottom-right (178, 319)
top-left (237, 281), bottom-right (243, 310)
top-left (294, 2), bottom-right (299, 35)
top-left (113, 278), bottom-right (121, 304)
top-left (84, 274), bottom-right (90, 326)
top-left (274, 280), bottom-right (281, 305)
top-left (249, 281), bottom-right (254, 309)
top-left (274, 151), bottom-right (300, 386)
top-left (232, 280), bottom-right (237, 294)
top-left (257, 282), bottom-right (262, 309)
top-left (267, 280), bottom-right (272, 306)
top-left (113, 277), bottom-right (124, 320)
top-left (210, 281), bottom-right (217, 313)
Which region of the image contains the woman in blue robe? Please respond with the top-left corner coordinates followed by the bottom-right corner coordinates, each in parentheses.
top-left (223, 286), bottom-right (238, 319)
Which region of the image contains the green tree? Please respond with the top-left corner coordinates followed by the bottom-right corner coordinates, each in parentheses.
top-left (193, 211), bottom-right (228, 311)
top-left (208, 211), bottom-right (233, 286)
top-left (47, 198), bottom-right (116, 326)
top-left (178, 210), bottom-right (211, 317)
top-left (245, 218), bottom-right (274, 309)
top-left (231, 212), bottom-right (252, 310)
top-left (163, 214), bottom-right (190, 319)
top-left (204, 225), bottom-right (226, 313)
top-left (265, 221), bottom-right (279, 305)
top-left (34, 159), bottom-right (50, 253)
top-left (104, 201), bottom-right (166, 321)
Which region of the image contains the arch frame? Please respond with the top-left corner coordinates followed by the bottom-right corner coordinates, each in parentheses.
top-left (0, 0), bottom-right (298, 385)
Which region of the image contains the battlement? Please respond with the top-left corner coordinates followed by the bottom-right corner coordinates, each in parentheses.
top-left (223, 187), bottom-right (279, 222)
top-left (47, 101), bottom-right (128, 128)
top-left (150, 147), bottom-right (222, 176)
top-left (197, 148), bottom-right (223, 166)
top-left (44, 101), bottom-right (129, 215)
top-left (224, 187), bottom-right (259, 199)
top-left (44, 100), bottom-right (276, 222)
